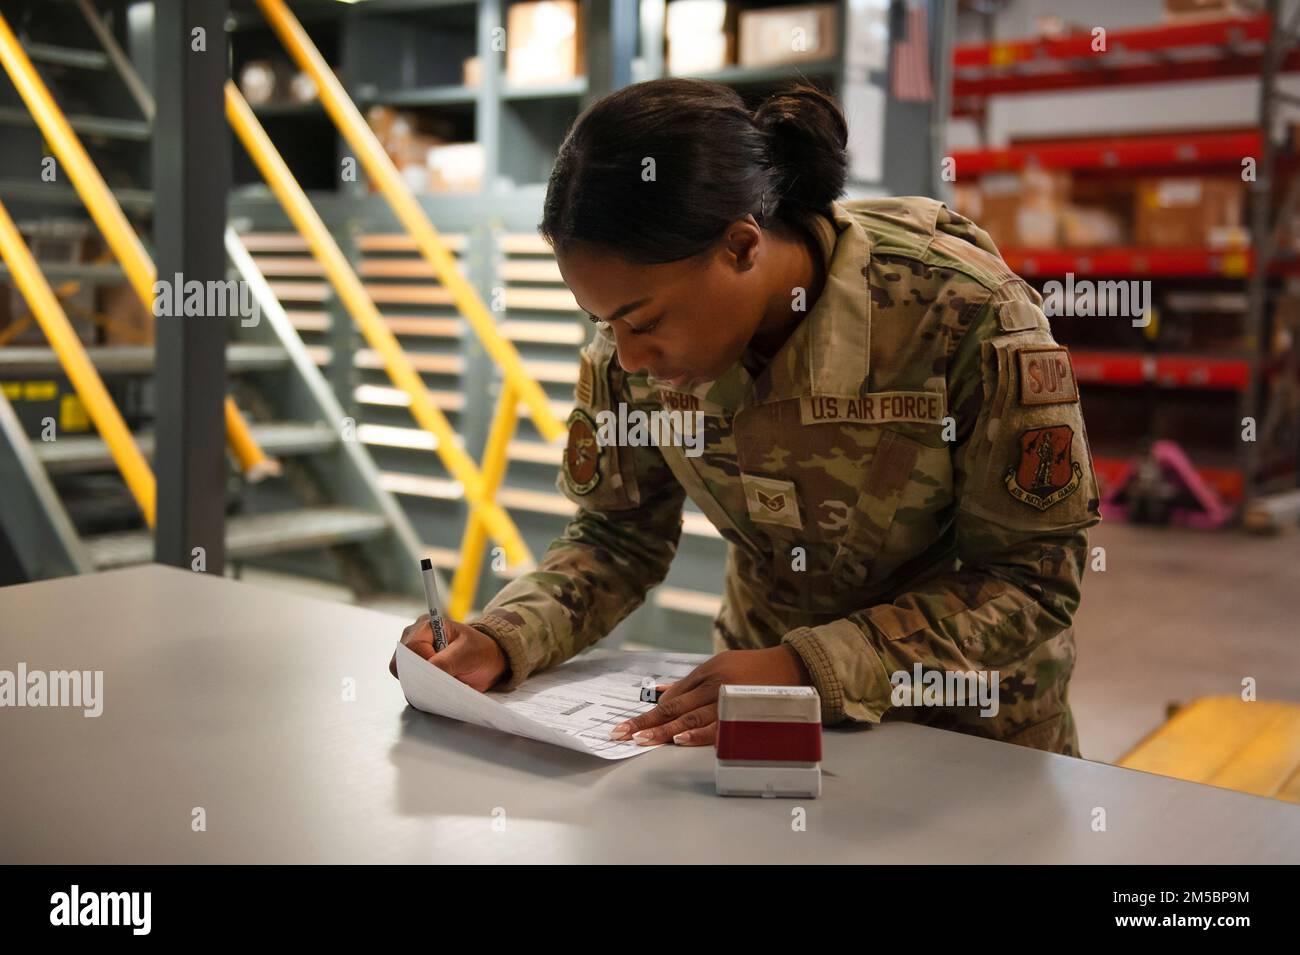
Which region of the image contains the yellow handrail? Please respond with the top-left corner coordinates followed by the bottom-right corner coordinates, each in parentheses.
top-left (0, 11), bottom-right (275, 480)
top-left (449, 381), bottom-right (521, 619)
top-left (225, 82), bottom-right (531, 567)
top-left (0, 198), bottom-right (156, 526)
top-left (254, 0), bottom-right (565, 446)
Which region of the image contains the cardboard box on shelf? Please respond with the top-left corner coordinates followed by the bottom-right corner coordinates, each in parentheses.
top-left (951, 182), bottom-right (982, 221)
top-left (1164, 0), bottom-right (1252, 22)
top-left (365, 104), bottom-right (398, 146)
top-left (99, 284), bottom-right (152, 346)
top-left (1134, 177), bottom-right (1245, 247)
top-left (1068, 177), bottom-right (1134, 247)
top-left (395, 132), bottom-right (446, 194)
top-left (1033, 15), bottom-right (1093, 39)
top-left (738, 3), bottom-right (838, 68)
top-left (667, 0), bottom-right (731, 36)
top-left (427, 142), bottom-right (484, 193)
top-left (975, 168), bottom-right (1070, 249)
top-left (401, 133), bottom-right (446, 169)
top-left (666, 0), bottom-right (734, 74)
top-left (506, 1), bottom-right (583, 87)
top-left (1207, 225), bottom-right (1250, 250)
top-left (366, 106), bottom-right (458, 192)
top-left (668, 32), bottom-right (731, 74)
top-left (1061, 205), bottom-right (1125, 248)
top-left (973, 173), bottom-right (1018, 248)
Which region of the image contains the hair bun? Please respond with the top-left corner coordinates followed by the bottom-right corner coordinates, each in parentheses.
top-left (752, 84), bottom-right (848, 219)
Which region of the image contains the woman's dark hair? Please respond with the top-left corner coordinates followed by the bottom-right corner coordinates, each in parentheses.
top-left (540, 78), bottom-right (848, 264)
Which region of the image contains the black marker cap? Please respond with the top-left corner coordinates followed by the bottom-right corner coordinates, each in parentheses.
top-left (420, 558), bottom-right (433, 571)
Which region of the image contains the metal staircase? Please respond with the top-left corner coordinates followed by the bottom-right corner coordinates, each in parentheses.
top-left (0, 0), bottom-right (731, 650)
top-left (0, 0), bottom-right (427, 599)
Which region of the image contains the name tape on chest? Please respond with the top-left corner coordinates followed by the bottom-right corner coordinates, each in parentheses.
top-left (658, 388), bottom-right (733, 418)
top-left (657, 389), bottom-right (702, 412)
top-left (800, 391), bottom-right (946, 426)
top-left (1016, 346), bottom-right (1079, 406)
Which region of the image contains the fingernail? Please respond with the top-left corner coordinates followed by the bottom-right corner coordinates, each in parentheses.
top-left (632, 731), bottom-right (655, 744)
top-left (610, 722), bottom-right (631, 740)
top-left (673, 732), bottom-right (691, 745)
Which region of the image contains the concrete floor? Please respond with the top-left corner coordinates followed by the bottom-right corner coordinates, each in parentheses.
top-left (242, 519), bottom-right (1300, 767)
top-left (1071, 521), bottom-right (1300, 763)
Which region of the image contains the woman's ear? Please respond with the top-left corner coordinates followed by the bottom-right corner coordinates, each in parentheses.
top-left (719, 215), bottom-right (762, 272)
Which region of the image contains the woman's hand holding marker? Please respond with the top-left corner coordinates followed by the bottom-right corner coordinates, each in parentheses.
top-left (390, 557), bottom-right (509, 691)
top-left (610, 646), bottom-right (812, 747)
top-left (388, 614), bottom-right (509, 693)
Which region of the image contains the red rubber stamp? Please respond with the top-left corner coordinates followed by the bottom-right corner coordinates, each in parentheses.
top-left (715, 685), bottom-right (822, 798)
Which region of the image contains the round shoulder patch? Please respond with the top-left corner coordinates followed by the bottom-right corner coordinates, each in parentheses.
top-left (563, 408), bottom-right (601, 495)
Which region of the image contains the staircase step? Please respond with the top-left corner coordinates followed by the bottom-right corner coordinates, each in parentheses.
top-left (23, 42), bottom-right (111, 70)
top-left (0, 106), bottom-right (150, 141)
top-left (0, 179), bottom-right (152, 210)
top-left (84, 506), bottom-right (391, 569)
top-left (0, 344), bottom-right (290, 378)
top-left (36, 421), bottom-right (339, 474)
top-left (0, 262), bottom-right (126, 284)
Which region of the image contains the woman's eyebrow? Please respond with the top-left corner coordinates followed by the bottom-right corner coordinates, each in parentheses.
top-left (588, 297), bottom-right (651, 324)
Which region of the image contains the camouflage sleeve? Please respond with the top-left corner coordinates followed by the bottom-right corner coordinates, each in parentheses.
top-left (468, 326), bottom-right (687, 690)
top-left (782, 281), bottom-right (1103, 723)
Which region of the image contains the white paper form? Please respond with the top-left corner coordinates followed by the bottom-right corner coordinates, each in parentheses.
top-left (396, 643), bottom-right (710, 760)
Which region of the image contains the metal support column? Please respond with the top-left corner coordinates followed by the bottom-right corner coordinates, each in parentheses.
top-left (152, 0), bottom-right (229, 573)
top-left (584, 0), bottom-right (637, 105)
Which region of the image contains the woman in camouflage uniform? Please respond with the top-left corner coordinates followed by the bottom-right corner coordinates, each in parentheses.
top-left (390, 80), bottom-right (1101, 757)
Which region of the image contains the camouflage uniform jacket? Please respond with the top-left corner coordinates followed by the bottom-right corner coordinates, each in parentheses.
top-left (470, 197), bottom-right (1102, 757)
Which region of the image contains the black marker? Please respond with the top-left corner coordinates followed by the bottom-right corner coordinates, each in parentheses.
top-left (419, 558), bottom-right (449, 652)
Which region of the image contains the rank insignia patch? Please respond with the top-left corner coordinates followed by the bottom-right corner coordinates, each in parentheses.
top-left (563, 408), bottom-right (601, 495)
top-left (575, 352), bottom-right (594, 406)
top-left (1004, 425), bottom-right (1083, 511)
top-left (741, 473), bottom-right (802, 529)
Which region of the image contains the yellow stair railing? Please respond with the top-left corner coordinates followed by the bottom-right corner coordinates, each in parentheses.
top-left (226, 83), bottom-right (531, 591)
top-left (0, 197), bottom-right (156, 526)
top-left (0, 11), bottom-right (276, 481)
top-left (450, 382), bottom-right (520, 617)
top-left (250, 0), bottom-right (586, 614)
top-left (254, 0), bottom-right (565, 447)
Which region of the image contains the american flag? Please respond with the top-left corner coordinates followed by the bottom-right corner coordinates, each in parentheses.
top-left (890, 1), bottom-right (934, 102)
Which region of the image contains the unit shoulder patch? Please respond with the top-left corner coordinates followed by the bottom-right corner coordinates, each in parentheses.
top-left (563, 408), bottom-right (601, 495)
top-left (1016, 346), bottom-right (1079, 406)
top-left (1003, 425), bottom-right (1083, 511)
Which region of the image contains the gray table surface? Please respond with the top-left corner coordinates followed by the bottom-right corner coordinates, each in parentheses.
top-left (1, 565), bottom-right (1296, 864)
